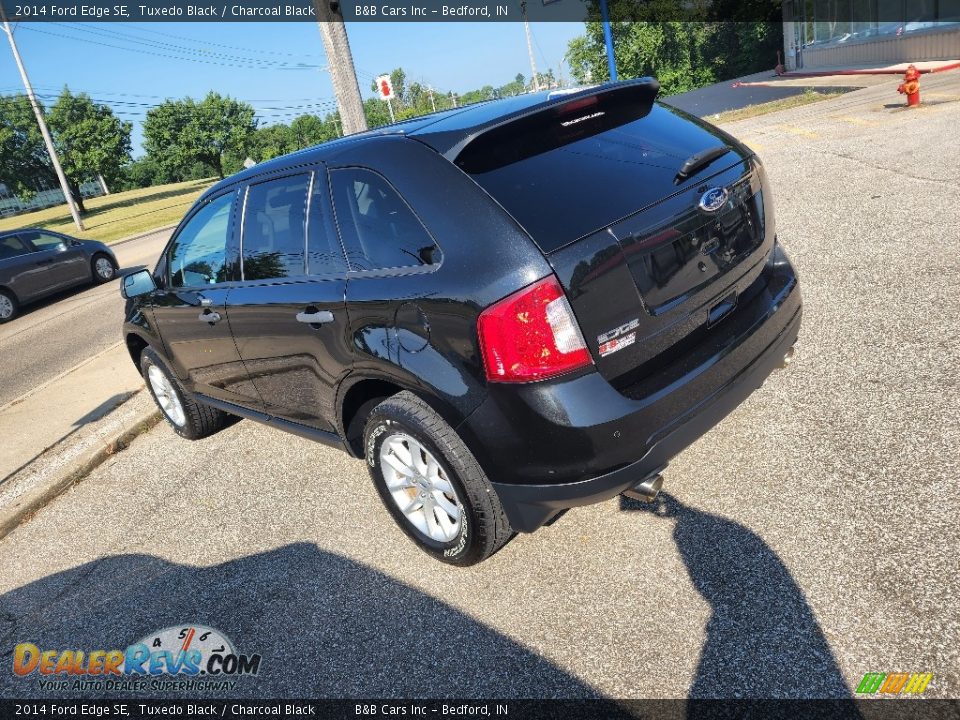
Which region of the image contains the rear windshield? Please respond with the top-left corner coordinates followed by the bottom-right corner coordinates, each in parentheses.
top-left (460, 97), bottom-right (737, 253)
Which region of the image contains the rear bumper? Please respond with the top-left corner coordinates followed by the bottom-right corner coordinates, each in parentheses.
top-left (457, 246), bottom-right (801, 532)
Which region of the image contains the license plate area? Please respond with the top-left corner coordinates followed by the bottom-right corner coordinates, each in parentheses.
top-left (708, 290), bottom-right (738, 327)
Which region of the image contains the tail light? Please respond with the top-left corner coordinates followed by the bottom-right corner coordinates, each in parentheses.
top-left (478, 275), bottom-right (592, 383)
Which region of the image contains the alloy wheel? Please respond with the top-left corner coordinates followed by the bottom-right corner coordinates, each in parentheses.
top-left (0, 295), bottom-right (12, 321)
top-left (147, 365), bottom-right (186, 427)
top-left (380, 432), bottom-right (463, 542)
top-left (95, 257), bottom-right (115, 280)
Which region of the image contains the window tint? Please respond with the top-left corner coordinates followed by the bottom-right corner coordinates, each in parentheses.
top-left (169, 192), bottom-right (234, 288)
top-left (28, 231), bottom-right (67, 250)
top-left (0, 235), bottom-right (30, 260)
top-left (242, 174), bottom-right (310, 281)
top-left (330, 168), bottom-right (440, 271)
top-left (307, 174), bottom-right (347, 276)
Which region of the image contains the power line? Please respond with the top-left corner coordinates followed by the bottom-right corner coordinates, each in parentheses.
top-left (47, 22), bottom-right (325, 68)
top-left (17, 25), bottom-right (323, 70)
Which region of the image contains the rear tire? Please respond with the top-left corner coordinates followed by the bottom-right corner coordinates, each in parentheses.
top-left (141, 347), bottom-right (227, 440)
top-left (364, 391), bottom-right (513, 566)
top-left (91, 253), bottom-right (116, 283)
top-left (0, 289), bottom-right (18, 324)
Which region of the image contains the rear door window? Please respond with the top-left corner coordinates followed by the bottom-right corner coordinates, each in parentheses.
top-left (329, 168), bottom-right (440, 272)
top-left (0, 235), bottom-right (31, 260)
top-left (241, 174), bottom-right (311, 281)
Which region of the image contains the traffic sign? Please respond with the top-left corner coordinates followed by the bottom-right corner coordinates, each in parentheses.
top-left (376, 75), bottom-right (395, 101)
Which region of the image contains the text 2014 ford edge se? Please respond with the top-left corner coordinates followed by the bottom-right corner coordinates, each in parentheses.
top-left (121, 80), bottom-right (801, 565)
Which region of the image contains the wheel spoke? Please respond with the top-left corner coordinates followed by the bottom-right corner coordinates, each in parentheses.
top-left (383, 453), bottom-right (415, 477)
top-left (387, 478), bottom-right (415, 492)
top-left (434, 506), bottom-right (456, 541)
top-left (433, 493), bottom-right (459, 521)
top-left (423, 502), bottom-right (441, 538)
top-left (402, 497), bottom-right (424, 515)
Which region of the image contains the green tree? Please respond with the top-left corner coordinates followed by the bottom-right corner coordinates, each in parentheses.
top-left (252, 124), bottom-right (296, 162)
top-left (290, 114), bottom-right (337, 147)
top-left (567, 17), bottom-right (782, 97)
top-left (0, 94), bottom-right (51, 202)
top-left (47, 88), bottom-right (132, 211)
top-left (143, 92), bottom-right (256, 180)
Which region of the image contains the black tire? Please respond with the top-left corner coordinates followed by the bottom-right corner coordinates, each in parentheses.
top-left (364, 391), bottom-right (513, 566)
top-left (140, 347), bottom-right (227, 440)
top-left (91, 253), bottom-right (117, 283)
top-left (0, 289), bottom-right (17, 324)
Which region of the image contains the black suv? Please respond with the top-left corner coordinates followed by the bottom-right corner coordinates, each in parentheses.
top-left (122, 80), bottom-right (801, 565)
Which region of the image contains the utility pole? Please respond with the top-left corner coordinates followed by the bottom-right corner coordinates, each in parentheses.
top-left (427, 86), bottom-right (436, 113)
top-left (313, 0), bottom-right (367, 135)
top-left (0, 13), bottom-right (84, 231)
top-left (520, 1), bottom-right (540, 92)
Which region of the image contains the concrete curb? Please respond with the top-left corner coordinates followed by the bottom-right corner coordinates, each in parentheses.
top-left (107, 223), bottom-right (178, 248)
top-left (0, 392), bottom-right (161, 541)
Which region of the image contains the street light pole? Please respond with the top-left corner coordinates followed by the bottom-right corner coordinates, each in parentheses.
top-left (599, 0), bottom-right (618, 82)
top-left (0, 14), bottom-right (85, 231)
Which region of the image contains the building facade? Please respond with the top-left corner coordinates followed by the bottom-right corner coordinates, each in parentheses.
top-left (782, 0), bottom-right (960, 70)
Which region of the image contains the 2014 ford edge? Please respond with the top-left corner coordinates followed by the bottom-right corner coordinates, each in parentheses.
top-left (121, 80), bottom-right (802, 565)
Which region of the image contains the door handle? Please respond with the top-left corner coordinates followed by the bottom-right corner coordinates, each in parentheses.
top-left (296, 310), bottom-right (334, 325)
top-left (198, 310), bottom-right (221, 324)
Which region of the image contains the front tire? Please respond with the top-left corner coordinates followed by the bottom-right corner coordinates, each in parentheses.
top-left (141, 347), bottom-right (227, 440)
top-left (364, 391), bottom-right (513, 566)
top-left (0, 289), bottom-right (17, 324)
top-left (92, 253), bottom-right (116, 283)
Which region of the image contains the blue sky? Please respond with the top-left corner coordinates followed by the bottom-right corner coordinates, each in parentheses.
top-left (0, 21), bottom-right (585, 154)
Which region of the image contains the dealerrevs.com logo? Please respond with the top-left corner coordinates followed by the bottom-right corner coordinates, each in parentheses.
top-left (12, 625), bottom-right (261, 692)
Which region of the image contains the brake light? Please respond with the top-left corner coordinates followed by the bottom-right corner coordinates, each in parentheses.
top-left (478, 276), bottom-right (592, 383)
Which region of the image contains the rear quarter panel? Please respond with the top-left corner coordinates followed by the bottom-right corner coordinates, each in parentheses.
top-left (324, 136), bottom-right (554, 430)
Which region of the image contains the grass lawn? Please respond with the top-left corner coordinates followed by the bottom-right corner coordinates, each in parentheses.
top-left (0, 178), bottom-right (216, 244)
top-left (711, 89), bottom-right (848, 124)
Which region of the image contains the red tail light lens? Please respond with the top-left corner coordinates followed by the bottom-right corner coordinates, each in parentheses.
top-left (478, 275), bottom-right (592, 383)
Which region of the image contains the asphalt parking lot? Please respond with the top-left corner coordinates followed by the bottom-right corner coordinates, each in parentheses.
top-left (1, 75), bottom-right (958, 700)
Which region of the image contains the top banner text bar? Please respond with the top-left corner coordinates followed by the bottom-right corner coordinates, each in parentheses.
top-left (0, 0), bottom-right (800, 23)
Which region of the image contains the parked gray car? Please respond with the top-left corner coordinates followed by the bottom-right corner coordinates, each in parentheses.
top-left (0, 228), bottom-right (118, 323)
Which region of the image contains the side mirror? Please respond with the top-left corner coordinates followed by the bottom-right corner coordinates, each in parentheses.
top-left (121, 269), bottom-right (157, 299)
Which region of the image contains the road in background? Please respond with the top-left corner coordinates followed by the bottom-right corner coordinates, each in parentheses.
top-left (1, 73), bottom-right (957, 698)
top-left (0, 228), bottom-right (171, 408)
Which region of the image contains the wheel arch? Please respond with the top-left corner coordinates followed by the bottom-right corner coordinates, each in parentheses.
top-left (338, 375), bottom-right (471, 458)
top-left (125, 332), bottom-right (150, 370)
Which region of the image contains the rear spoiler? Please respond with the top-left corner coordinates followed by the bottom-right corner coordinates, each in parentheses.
top-left (412, 78), bottom-right (661, 167)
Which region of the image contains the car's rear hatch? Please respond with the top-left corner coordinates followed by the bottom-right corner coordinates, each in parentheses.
top-left (446, 81), bottom-right (773, 387)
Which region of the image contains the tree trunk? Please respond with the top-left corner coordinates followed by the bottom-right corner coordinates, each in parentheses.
top-left (66, 179), bottom-right (86, 215)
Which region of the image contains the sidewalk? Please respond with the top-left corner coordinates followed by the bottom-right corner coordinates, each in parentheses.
top-left (0, 343), bottom-right (144, 481)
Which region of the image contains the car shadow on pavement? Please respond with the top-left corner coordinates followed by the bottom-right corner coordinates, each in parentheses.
top-left (0, 543), bottom-right (601, 699)
top-left (621, 492), bottom-right (858, 707)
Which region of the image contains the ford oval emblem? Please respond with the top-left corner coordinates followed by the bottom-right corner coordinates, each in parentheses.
top-left (698, 187), bottom-right (729, 213)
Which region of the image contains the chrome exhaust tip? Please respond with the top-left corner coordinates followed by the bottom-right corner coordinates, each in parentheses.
top-left (622, 474), bottom-right (663, 503)
top-left (778, 345), bottom-right (796, 370)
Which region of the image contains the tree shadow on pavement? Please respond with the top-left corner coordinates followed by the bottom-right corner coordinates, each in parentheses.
top-left (0, 543), bottom-right (598, 699)
top-left (621, 492), bottom-right (858, 709)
